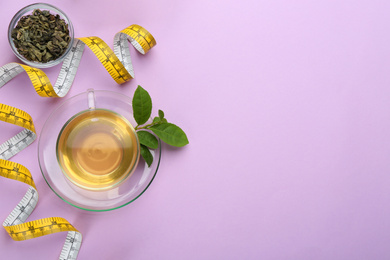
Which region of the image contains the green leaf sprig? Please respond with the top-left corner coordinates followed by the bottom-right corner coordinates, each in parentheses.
top-left (133, 86), bottom-right (189, 166)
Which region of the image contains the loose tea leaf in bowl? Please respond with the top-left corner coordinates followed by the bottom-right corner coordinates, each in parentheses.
top-left (11, 9), bottom-right (71, 63)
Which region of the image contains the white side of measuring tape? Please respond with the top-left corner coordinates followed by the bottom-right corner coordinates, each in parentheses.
top-left (0, 63), bottom-right (24, 88)
top-left (114, 33), bottom-right (135, 78)
top-left (54, 39), bottom-right (85, 97)
top-left (0, 129), bottom-right (35, 160)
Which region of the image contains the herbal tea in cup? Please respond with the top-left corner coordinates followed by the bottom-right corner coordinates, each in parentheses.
top-left (56, 109), bottom-right (140, 191)
top-left (38, 89), bottom-right (161, 211)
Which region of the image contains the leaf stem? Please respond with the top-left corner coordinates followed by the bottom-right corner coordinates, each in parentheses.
top-left (135, 122), bottom-right (160, 130)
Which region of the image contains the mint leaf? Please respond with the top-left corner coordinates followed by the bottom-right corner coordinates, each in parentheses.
top-left (140, 144), bottom-right (153, 167)
top-left (131, 86), bottom-right (189, 151)
top-left (150, 123), bottom-right (189, 147)
top-left (133, 86), bottom-right (152, 125)
top-left (158, 109), bottom-right (164, 119)
top-left (137, 130), bottom-right (159, 149)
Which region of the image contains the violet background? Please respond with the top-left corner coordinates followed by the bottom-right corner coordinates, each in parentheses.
top-left (1, 0), bottom-right (390, 259)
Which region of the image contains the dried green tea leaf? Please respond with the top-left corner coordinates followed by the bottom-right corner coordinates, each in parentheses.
top-left (11, 9), bottom-right (71, 63)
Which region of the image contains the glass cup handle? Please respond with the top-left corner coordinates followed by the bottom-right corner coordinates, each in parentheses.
top-left (87, 88), bottom-right (96, 110)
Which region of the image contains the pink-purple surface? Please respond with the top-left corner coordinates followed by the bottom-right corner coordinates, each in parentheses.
top-left (1, 0), bottom-right (390, 259)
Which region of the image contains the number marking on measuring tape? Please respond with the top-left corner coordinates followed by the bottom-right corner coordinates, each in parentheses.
top-left (0, 104), bottom-right (82, 259)
top-left (0, 24), bottom-right (156, 97)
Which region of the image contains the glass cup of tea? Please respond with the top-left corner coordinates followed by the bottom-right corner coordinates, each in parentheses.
top-left (57, 100), bottom-right (140, 191)
top-left (38, 89), bottom-right (161, 211)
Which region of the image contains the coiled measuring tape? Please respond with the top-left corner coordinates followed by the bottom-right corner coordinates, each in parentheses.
top-left (0, 24), bottom-right (156, 97)
top-left (0, 104), bottom-right (82, 259)
top-left (0, 24), bottom-right (156, 259)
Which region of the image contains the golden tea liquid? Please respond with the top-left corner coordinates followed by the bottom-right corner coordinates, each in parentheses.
top-left (56, 109), bottom-right (139, 191)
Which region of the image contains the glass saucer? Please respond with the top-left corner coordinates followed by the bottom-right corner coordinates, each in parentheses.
top-left (38, 90), bottom-right (161, 211)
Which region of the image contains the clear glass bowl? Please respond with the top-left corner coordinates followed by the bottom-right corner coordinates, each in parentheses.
top-left (38, 90), bottom-right (161, 211)
top-left (8, 3), bottom-right (74, 68)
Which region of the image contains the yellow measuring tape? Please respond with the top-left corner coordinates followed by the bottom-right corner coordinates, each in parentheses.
top-left (0, 24), bottom-right (156, 259)
top-left (0, 24), bottom-right (156, 97)
top-left (0, 104), bottom-right (81, 259)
